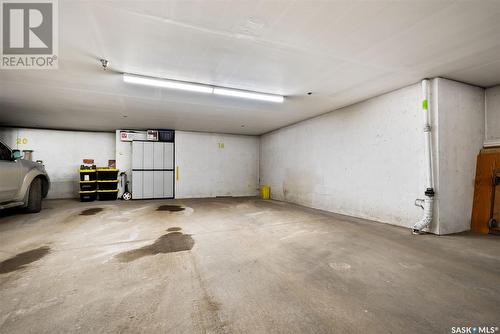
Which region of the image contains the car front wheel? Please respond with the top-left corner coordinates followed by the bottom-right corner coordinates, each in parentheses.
top-left (25, 178), bottom-right (42, 213)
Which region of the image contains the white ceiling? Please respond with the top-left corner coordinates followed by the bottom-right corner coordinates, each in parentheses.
top-left (1, 0), bottom-right (499, 135)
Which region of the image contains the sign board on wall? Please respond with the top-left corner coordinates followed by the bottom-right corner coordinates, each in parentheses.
top-left (120, 131), bottom-right (134, 141)
top-left (147, 130), bottom-right (158, 141)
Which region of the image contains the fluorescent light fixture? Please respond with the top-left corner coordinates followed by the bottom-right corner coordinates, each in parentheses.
top-left (213, 87), bottom-right (284, 103)
top-left (123, 73), bottom-right (284, 103)
top-left (123, 73), bottom-right (213, 94)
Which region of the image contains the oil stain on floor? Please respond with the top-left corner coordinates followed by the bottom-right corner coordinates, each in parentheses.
top-left (0, 246), bottom-right (51, 274)
top-left (157, 205), bottom-right (185, 212)
top-left (117, 229), bottom-right (194, 262)
top-left (80, 208), bottom-right (103, 216)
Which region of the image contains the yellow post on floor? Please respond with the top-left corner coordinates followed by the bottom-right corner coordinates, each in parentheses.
top-left (260, 185), bottom-right (270, 200)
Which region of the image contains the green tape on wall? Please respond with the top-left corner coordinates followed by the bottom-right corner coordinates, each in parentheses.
top-left (422, 99), bottom-right (428, 110)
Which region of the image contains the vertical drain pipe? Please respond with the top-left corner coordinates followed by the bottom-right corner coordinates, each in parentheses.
top-left (413, 79), bottom-right (435, 234)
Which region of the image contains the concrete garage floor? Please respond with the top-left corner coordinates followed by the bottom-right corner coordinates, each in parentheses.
top-left (0, 198), bottom-right (499, 333)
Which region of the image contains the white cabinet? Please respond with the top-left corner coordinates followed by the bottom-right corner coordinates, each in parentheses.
top-left (153, 143), bottom-right (164, 169)
top-left (143, 142), bottom-right (154, 169)
top-left (143, 171), bottom-right (154, 199)
top-left (132, 171), bottom-right (143, 199)
top-left (164, 143), bottom-right (174, 169)
top-left (132, 141), bottom-right (143, 170)
top-left (163, 171), bottom-right (174, 198)
top-left (132, 140), bottom-right (174, 199)
top-left (153, 171), bottom-right (164, 198)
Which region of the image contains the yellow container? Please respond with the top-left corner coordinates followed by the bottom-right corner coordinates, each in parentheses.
top-left (260, 185), bottom-right (270, 200)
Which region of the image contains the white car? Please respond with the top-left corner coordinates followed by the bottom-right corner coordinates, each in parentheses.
top-left (0, 141), bottom-right (50, 213)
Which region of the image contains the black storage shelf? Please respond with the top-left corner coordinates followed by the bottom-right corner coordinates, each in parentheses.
top-left (80, 167), bottom-right (119, 201)
top-left (80, 169), bottom-right (96, 181)
top-left (80, 190), bottom-right (97, 202)
top-left (98, 190), bottom-right (118, 201)
top-left (97, 180), bottom-right (118, 190)
top-left (80, 181), bottom-right (97, 191)
top-left (80, 168), bottom-right (97, 201)
top-left (97, 168), bottom-right (119, 180)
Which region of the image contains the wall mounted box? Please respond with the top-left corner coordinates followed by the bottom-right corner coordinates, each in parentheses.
top-left (147, 130), bottom-right (159, 141)
top-left (158, 130), bottom-right (175, 142)
top-left (120, 131), bottom-right (135, 141)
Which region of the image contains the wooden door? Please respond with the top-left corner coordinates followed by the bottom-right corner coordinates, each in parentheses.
top-left (471, 148), bottom-right (500, 233)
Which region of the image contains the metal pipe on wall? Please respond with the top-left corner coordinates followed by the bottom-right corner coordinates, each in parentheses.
top-left (413, 79), bottom-right (435, 234)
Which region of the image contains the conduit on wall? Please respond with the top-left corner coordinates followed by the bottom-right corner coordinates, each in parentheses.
top-left (413, 79), bottom-right (435, 234)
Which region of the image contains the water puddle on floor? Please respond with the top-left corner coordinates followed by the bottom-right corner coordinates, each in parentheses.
top-left (79, 208), bottom-right (103, 216)
top-left (156, 205), bottom-right (185, 212)
top-left (116, 228), bottom-right (194, 262)
top-left (0, 246), bottom-right (51, 274)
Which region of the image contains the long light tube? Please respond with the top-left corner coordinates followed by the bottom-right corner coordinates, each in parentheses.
top-left (213, 87), bottom-right (284, 103)
top-left (123, 73), bottom-right (284, 103)
top-left (123, 74), bottom-right (213, 94)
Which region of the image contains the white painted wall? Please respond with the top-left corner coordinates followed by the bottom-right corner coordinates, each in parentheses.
top-left (115, 130), bottom-right (147, 196)
top-left (0, 128), bottom-right (115, 199)
top-left (485, 85), bottom-right (500, 146)
top-left (260, 78), bottom-right (485, 234)
top-left (0, 128), bottom-right (258, 200)
top-left (261, 83), bottom-right (429, 229)
top-left (175, 131), bottom-right (259, 198)
top-left (0, 80), bottom-right (485, 233)
top-left (435, 78), bottom-right (485, 234)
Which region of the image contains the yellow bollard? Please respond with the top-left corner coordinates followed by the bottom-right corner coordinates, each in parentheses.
top-left (260, 185), bottom-right (270, 200)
